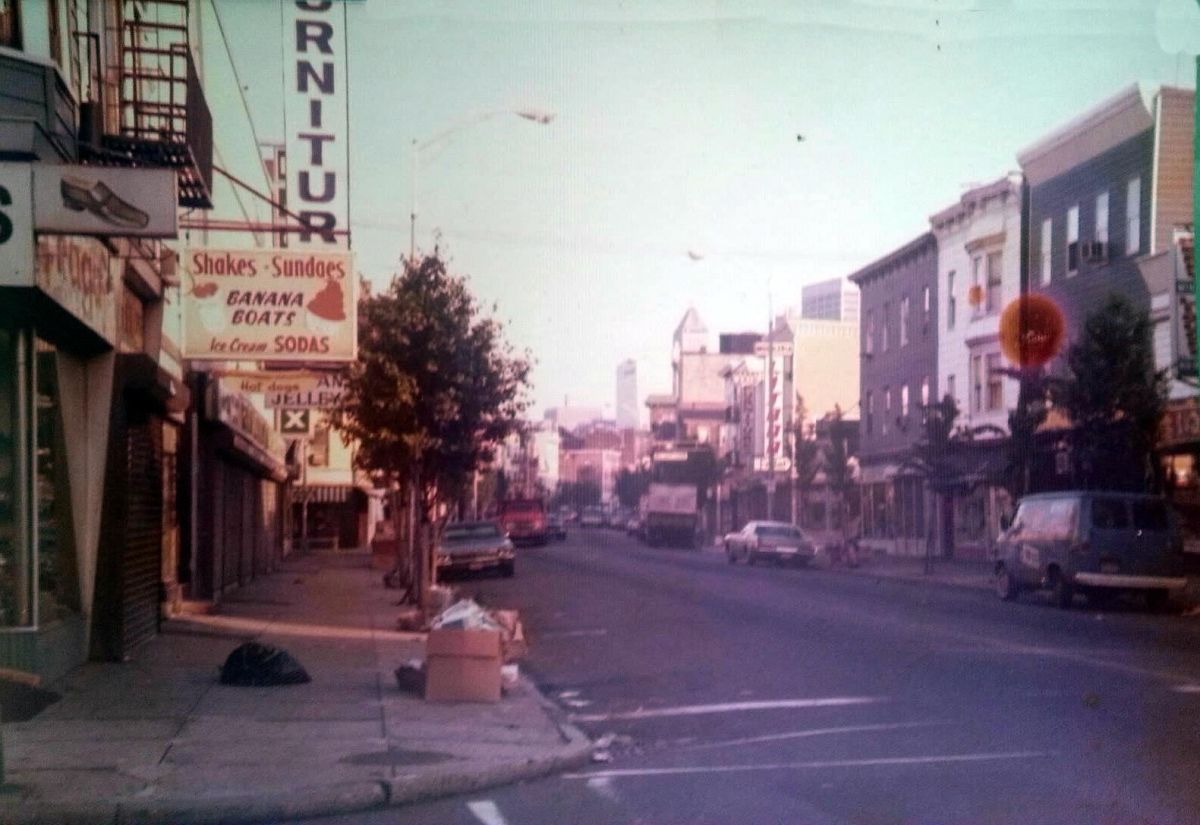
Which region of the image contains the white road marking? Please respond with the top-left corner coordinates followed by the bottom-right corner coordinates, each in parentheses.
top-left (565, 750), bottom-right (1051, 780)
top-left (586, 775), bottom-right (622, 803)
top-left (563, 698), bottom-right (593, 708)
top-left (557, 690), bottom-right (581, 699)
top-left (682, 720), bottom-right (950, 751)
top-left (543, 628), bottom-right (609, 639)
top-left (466, 799), bottom-right (509, 825)
top-left (570, 696), bottom-right (881, 723)
top-left (1171, 684), bottom-right (1200, 693)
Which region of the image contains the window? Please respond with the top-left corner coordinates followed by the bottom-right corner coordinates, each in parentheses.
top-left (901, 384), bottom-right (909, 417)
top-left (946, 271), bottom-right (956, 329)
top-left (865, 391), bottom-right (873, 435)
top-left (970, 254), bottom-right (983, 312)
top-left (882, 386), bottom-right (890, 435)
top-left (985, 250), bottom-right (1002, 313)
top-left (920, 376), bottom-right (930, 407)
top-left (1091, 498), bottom-right (1129, 530)
top-left (1066, 204), bottom-right (1079, 274)
top-left (865, 309), bottom-right (875, 355)
top-left (1126, 177), bottom-right (1141, 255)
top-left (1040, 219), bottom-right (1052, 284)
top-left (900, 296), bottom-right (910, 346)
top-left (1131, 500), bottom-right (1168, 531)
top-left (946, 374), bottom-right (956, 405)
top-left (881, 303), bottom-right (890, 352)
top-left (970, 354), bottom-right (983, 412)
top-left (1095, 191), bottom-right (1109, 244)
top-left (922, 285), bottom-right (931, 324)
top-left (985, 353), bottom-right (1003, 411)
top-left (0, 0), bottom-right (20, 49)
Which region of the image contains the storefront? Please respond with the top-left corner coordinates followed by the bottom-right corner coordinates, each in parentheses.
top-left (184, 375), bottom-right (287, 601)
top-left (0, 233), bottom-right (118, 680)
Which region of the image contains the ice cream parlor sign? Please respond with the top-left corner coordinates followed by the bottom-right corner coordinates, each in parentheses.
top-left (181, 247), bottom-right (355, 362)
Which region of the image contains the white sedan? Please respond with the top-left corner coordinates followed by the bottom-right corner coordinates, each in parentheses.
top-left (724, 521), bottom-right (816, 567)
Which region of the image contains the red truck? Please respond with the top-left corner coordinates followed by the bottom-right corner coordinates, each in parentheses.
top-left (497, 498), bottom-right (549, 546)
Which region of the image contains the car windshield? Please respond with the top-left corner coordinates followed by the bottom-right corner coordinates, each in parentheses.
top-left (443, 523), bottom-right (502, 542)
top-left (756, 525), bottom-right (803, 540)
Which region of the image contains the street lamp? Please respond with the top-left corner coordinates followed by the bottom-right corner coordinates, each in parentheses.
top-left (409, 107), bottom-right (555, 261)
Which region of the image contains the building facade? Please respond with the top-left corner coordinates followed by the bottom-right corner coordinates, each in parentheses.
top-left (849, 233), bottom-right (939, 556)
top-left (928, 174), bottom-right (1022, 558)
top-left (0, 0), bottom-right (214, 677)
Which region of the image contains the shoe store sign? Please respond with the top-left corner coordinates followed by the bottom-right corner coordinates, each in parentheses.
top-left (181, 247), bottom-right (356, 363)
top-left (32, 165), bottom-right (178, 238)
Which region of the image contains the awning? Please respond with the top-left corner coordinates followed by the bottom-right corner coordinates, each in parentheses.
top-left (295, 485), bottom-right (353, 504)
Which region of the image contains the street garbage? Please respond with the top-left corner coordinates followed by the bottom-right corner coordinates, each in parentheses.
top-left (500, 663), bottom-right (520, 694)
top-left (219, 642), bottom-right (311, 686)
top-left (394, 658), bottom-right (426, 695)
top-left (429, 599), bottom-right (503, 631)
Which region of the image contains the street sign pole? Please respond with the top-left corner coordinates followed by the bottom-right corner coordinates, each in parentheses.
top-left (300, 438), bottom-right (310, 554)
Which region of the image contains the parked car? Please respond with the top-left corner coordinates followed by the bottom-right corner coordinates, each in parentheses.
top-left (724, 521), bottom-right (816, 566)
top-left (546, 513), bottom-right (568, 541)
top-left (435, 520), bottom-right (515, 578)
top-left (993, 491), bottom-right (1187, 610)
top-left (580, 505), bottom-right (605, 528)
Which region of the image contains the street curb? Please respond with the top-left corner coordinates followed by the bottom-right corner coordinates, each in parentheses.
top-left (818, 560), bottom-right (994, 595)
top-left (0, 682), bottom-right (593, 825)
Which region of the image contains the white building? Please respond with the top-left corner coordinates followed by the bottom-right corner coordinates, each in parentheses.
top-left (616, 359), bottom-right (639, 429)
top-left (930, 173), bottom-right (1023, 434)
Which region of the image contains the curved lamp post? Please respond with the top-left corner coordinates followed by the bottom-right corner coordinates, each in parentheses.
top-left (409, 108), bottom-right (555, 261)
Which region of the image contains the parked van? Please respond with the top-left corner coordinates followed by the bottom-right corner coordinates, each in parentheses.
top-left (994, 491), bottom-right (1186, 610)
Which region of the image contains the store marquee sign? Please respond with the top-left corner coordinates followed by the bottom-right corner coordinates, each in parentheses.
top-left (34, 235), bottom-right (118, 345)
top-left (264, 373), bottom-right (347, 409)
top-left (1160, 397), bottom-right (1200, 449)
top-left (181, 248), bottom-right (356, 362)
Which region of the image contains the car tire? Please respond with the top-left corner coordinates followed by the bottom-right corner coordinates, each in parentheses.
top-left (726, 543), bottom-right (737, 564)
top-left (747, 551), bottom-right (757, 566)
top-left (1050, 570), bottom-right (1074, 609)
top-left (994, 564), bottom-right (1019, 601)
top-left (1146, 589), bottom-right (1170, 613)
top-left (499, 561), bottom-right (515, 578)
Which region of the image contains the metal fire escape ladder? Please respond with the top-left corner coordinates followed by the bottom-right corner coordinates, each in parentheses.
top-left (95, 0), bottom-right (213, 209)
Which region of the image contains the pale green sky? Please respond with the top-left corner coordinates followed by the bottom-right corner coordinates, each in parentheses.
top-left (209, 0), bottom-right (1195, 419)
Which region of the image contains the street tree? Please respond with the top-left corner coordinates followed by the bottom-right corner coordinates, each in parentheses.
top-left (822, 405), bottom-right (857, 547)
top-left (333, 252), bottom-right (532, 606)
top-left (615, 466), bottom-right (651, 509)
top-left (791, 396), bottom-right (821, 527)
top-left (1051, 293), bottom-right (1168, 491)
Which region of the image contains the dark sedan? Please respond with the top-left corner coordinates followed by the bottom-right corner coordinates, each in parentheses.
top-left (435, 521), bottom-right (515, 578)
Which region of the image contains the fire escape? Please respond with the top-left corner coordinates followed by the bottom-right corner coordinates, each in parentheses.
top-left (87, 0), bottom-right (212, 209)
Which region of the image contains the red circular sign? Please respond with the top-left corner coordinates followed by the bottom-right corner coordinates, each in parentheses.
top-left (998, 294), bottom-right (1066, 368)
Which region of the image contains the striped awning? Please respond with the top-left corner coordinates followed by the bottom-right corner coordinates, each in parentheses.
top-left (294, 485), bottom-right (352, 504)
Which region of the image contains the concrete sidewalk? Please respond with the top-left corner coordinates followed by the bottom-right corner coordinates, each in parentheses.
top-left (825, 552), bottom-right (995, 592)
top-left (1, 551), bottom-right (591, 825)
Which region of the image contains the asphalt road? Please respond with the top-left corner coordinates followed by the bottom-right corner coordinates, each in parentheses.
top-left (309, 527), bottom-right (1200, 825)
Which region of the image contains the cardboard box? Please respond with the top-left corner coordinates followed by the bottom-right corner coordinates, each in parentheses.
top-left (424, 628), bottom-right (502, 703)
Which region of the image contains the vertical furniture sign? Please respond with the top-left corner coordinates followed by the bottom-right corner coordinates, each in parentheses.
top-left (285, 0), bottom-right (350, 247)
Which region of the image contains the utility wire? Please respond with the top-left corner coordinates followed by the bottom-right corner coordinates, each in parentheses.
top-left (207, 0), bottom-right (272, 193)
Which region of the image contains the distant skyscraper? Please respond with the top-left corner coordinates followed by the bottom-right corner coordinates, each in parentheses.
top-left (800, 278), bottom-right (860, 322)
top-left (616, 359), bottom-right (639, 429)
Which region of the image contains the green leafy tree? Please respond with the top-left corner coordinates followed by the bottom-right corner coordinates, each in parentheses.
top-left (822, 405), bottom-right (856, 542)
top-left (1052, 293), bottom-right (1168, 491)
top-left (333, 252), bottom-right (532, 605)
top-left (615, 467), bottom-right (651, 509)
top-left (791, 396), bottom-right (821, 527)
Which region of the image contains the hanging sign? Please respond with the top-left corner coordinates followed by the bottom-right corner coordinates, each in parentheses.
top-left (181, 247), bottom-right (355, 362)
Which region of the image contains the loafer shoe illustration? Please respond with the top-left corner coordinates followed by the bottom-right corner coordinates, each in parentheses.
top-left (60, 176), bottom-right (151, 230)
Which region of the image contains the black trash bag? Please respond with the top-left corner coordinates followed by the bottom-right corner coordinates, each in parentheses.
top-left (219, 642), bottom-right (311, 686)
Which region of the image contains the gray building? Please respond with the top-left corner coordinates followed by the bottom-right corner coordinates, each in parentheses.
top-left (1018, 84), bottom-right (1196, 487)
top-left (616, 359), bottom-right (639, 429)
top-left (801, 277), bottom-right (860, 323)
top-left (848, 233), bottom-right (939, 556)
